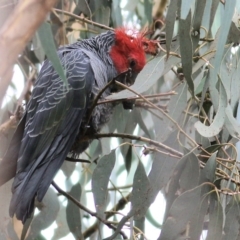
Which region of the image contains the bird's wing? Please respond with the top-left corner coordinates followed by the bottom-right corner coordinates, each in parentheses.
top-left (9, 49), bottom-right (94, 222)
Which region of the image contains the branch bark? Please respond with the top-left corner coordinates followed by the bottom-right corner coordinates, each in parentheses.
top-left (0, 0), bottom-right (58, 106)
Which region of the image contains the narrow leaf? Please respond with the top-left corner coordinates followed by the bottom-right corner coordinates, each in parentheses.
top-left (179, 11), bottom-right (194, 95)
top-left (92, 150), bottom-right (116, 218)
top-left (225, 104), bottom-right (240, 138)
top-left (158, 186), bottom-right (202, 240)
top-left (222, 199), bottom-right (240, 240)
top-left (37, 22), bottom-right (67, 86)
top-left (164, 150), bottom-right (199, 219)
top-left (153, 82), bottom-right (187, 143)
top-left (195, 82), bottom-right (227, 137)
top-left (193, 0), bottom-right (207, 30)
top-left (131, 160), bottom-right (151, 220)
top-left (66, 183), bottom-right (83, 239)
top-left (165, 0), bottom-right (178, 56)
top-left (206, 196), bottom-right (223, 240)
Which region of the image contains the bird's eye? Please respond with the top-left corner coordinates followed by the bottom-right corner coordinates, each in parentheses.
top-left (129, 59), bottom-right (136, 68)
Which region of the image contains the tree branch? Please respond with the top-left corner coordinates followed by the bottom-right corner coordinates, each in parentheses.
top-left (53, 8), bottom-right (113, 31)
top-left (51, 181), bottom-right (128, 239)
top-left (94, 132), bottom-right (183, 157)
top-left (83, 195), bottom-right (130, 238)
top-left (0, 0), bottom-right (58, 106)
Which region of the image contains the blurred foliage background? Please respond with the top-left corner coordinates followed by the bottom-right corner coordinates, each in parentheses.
top-left (1, 0), bottom-right (240, 239)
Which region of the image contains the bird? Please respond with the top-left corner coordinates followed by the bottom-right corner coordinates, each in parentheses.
top-left (1, 28), bottom-right (158, 223)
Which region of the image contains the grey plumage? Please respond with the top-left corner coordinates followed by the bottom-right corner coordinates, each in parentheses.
top-left (9, 30), bottom-right (118, 222)
top-left (5, 28), bottom-right (147, 223)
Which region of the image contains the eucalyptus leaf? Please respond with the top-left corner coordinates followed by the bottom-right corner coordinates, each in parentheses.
top-left (92, 150), bottom-right (116, 218)
top-left (66, 183), bottom-right (82, 239)
top-left (208, 0), bottom-right (220, 36)
top-left (131, 160), bottom-right (151, 220)
top-left (195, 82), bottom-right (227, 137)
top-left (153, 82), bottom-right (187, 143)
top-left (206, 196), bottom-right (223, 240)
top-left (222, 198), bottom-right (240, 240)
top-left (148, 131), bottom-right (180, 207)
top-left (158, 186), bottom-right (202, 240)
top-left (209, 0), bottom-right (236, 109)
top-left (26, 188), bottom-right (60, 240)
top-left (193, 0), bottom-right (207, 30)
top-left (225, 104), bottom-right (240, 138)
top-left (37, 22), bottom-right (67, 86)
top-left (165, 0), bottom-right (178, 56)
top-left (164, 149), bottom-right (199, 221)
top-left (179, 11), bottom-right (194, 95)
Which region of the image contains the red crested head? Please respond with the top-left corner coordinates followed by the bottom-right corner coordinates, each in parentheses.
top-left (110, 29), bottom-right (147, 74)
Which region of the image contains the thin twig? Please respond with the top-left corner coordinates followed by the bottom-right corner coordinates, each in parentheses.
top-left (97, 91), bottom-right (176, 105)
top-left (94, 132), bottom-right (183, 157)
top-left (83, 70), bottom-right (131, 135)
top-left (51, 181), bottom-right (128, 239)
top-left (52, 181), bottom-right (127, 239)
top-left (65, 157), bottom-right (91, 163)
top-left (83, 195), bottom-right (130, 238)
top-left (114, 80), bottom-right (198, 148)
top-left (52, 181), bottom-right (95, 215)
top-left (53, 8), bottom-right (113, 31)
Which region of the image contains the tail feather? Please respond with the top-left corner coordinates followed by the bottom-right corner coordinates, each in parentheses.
top-left (9, 111), bottom-right (81, 223)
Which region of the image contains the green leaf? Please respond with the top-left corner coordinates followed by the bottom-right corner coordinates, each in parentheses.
top-left (225, 105), bottom-right (240, 138)
top-left (158, 186), bottom-right (202, 240)
top-left (26, 188), bottom-right (60, 240)
top-left (193, 0), bottom-right (207, 30)
top-left (209, 0), bottom-right (236, 109)
top-left (153, 82), bottom-right (187, 143)
top-left (92, 150), bottom-right (116, 218)
top-left (111, 0), bottom-right (123, 27)
top-left (165, 0), bottom-right (178, 56)
top-left (206, 195), bottom-right (223, 240)
top-left (108, 104), bottom-right (128, 133)
top-left (66, 183), bottom-right (83, 239)
top-left (208, 0), bottom-right (220, 36)
top-left (164, 149), bottom-right (200, 220)
top-left (32, 33), bottom-right (45, 63)
top-left (148, 131), bottom-right (181, 207)
top-left (95, 6), bottom-right (111, 27)
top-left (134, 217), bottom-right (145, 240)
top-left (195, 81), bottom-right (227, 137)
top-left (144, 0), bottom-right (152, 24)
top-left (205, 152), bottom-right (217, 181)
top-left (37, 22), bottom-right (68, 86)
top-left (179, 150), bottom-right (200, 191)
top-left (73, 0), bottom-right (91, 17)
top-left (222, 198), bottom-right (240, 240)
top-left (205, 144), bottom-right (222, 154)
top-left (179, 11), bottom-right (194, 95)
top-left (195, 129), bottom-right (210, 149)
top-left (227, 21), bottom-right (240, 44)
top-left (133, 108), bottom-right (151, 139)
top-left (188, 153), bottom-right (216, 239)
top-left (131, 160), bottom-right (151, 220)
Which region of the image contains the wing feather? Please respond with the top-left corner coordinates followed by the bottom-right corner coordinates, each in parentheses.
top-left (9, 49), bottom-right (94, 222)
